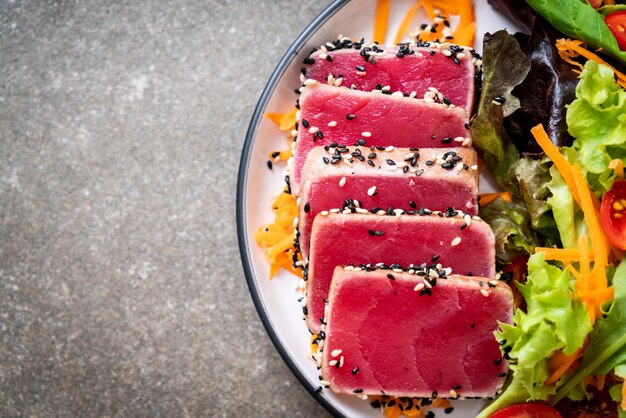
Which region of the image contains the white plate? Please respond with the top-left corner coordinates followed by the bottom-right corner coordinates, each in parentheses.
top-left (237, 1), bottom-right (519, 416)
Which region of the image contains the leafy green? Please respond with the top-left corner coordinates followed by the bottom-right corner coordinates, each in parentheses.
top-left (565, 60), bottom-right (626, 195)
top-left (470, 31), bottom-right (531, 191)
top-left (552, 260), bottom-right (626, 405)
top-left (598, 4), bottom-right (626, 16)
top-left (477, 253), bottom-right (592, 418)
top-left (479, 197), bottom-right (539, 261)
top-left (525, 0), bottom-right (626, 65)
top-left (513, 157), bottom-right (559, 244)
top-left (546, 166), bottom-right (587, 248)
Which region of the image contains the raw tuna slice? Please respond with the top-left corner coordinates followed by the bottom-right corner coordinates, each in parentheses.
top-left (306, 213), bottom-right (495, 333)
top-left (290, 82), bottom-right (470, 196)
top-left (320, 266), bottom-right (513, 398)
top-left (298, 146), bottom-right (479, 259)
top-left (302, 42), bottom-right (477, 112)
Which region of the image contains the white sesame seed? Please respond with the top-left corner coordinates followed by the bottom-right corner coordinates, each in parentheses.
top-left (293, 217), bottom-right (299, 227)
top-left (356, 71), bottom-right (367, 77)
top-left (444, 267), bottom-right (453, 275)
top-left (299, 297), bottom-right (307, 307)
top-left (361, 131), bottom-right (372, 138)
top-left (414, 283), bottom-right (425, 292)
top-left (464, 214), bottom-right (472, 226)
top-left (304, 79), bottom-right (318, 86)
top-left (489, 280), bottom-right (499, 287)
top-left (320, 380), bottom-right (331, 386)
top-left (295, 110), bottom-right (301, 120)
top-left (394, 209), bottom-right (404, 216)
top-left (392, 91), bottom-right (404, 97)
top-left (358, 394), bottom-right (368, 400)
top-left (308, 126), bottom-right (319, 134)
top-left (342, 209), bottom-right (351, 214)
top-left (334, 77), bottom-right (343, 87)
top-left (451, 237), bottom-right (462, 246)
top-left (385, 146), bottom-right (395, 152)
top-left (424, 279), bottom-right (433, 288)
top-left (450, 389), bottom-right (458, 398)
top-left (387, 165), bottom-right (398, 171)
top-left (331, 349), bottom-right (343, 357)
top-left (320, 210), bottom-right (329, 216)
top-left (327, 120), bottom-right (337, 127)
top-left (326, 74), bottom-right (335, 85)
top-left (319, 53), bottom-right (328, 60)
top-left (382, 85), bottom-right (391, 92)
top-left (343, 158), bottom-right (352, 167)
top-left (367, 186), bottom-right (377, 196)
top-left (290, 129), bottom-right (298, 137)
top-left (471, 164), bottom-right (478, 170)
top-left (462, 137), bottom-right (472, 147)
top-left (299, 73), bottom-right (306, 83)
top-left (330, 208), bottom-right (340, 213)
top-left (356, 208), bottom-right (369, 214)
top-left (339, 176), bottom-right (346, 187)
top-left (454, 136), bottom-right (465, 143)
top-left (480, 289), bottom-right (490, 297)
top-left (409, 91), bottom-right (417, 98)
top-left (376, 210), bottom-right (386, 216)
top-left (495, 272), bottom-right (502, 280)
top-left (457, 52), bottom-right (466, 59)
top-left (442, 50), bottom-right (452, 57)
top-left (353, 267), bottom-right (362, 272)
top-left (339, 356), bottom-right (345, 367)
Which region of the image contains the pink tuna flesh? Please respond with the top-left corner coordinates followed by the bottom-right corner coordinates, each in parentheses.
top-left (321, 267), bottom-right (513, 398)
top-left (291, 83), bottom-right (470, 196)
top-left (298, 146), bottom-right (478, 258)
top-left (306, 213), bottom-right (495, 333)
top-left (303, 44), bottom-right (477, 113)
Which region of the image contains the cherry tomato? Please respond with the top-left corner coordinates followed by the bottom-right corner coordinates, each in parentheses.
top-left (605, 11), bottom-right (626, 51)
top-left (490, 403), bottom-right (562, 418)
top-left (600, 179), bottom-right (626, 250)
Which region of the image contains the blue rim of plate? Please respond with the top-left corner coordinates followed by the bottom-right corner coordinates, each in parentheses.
top-left (236, 1), bottom-right (350, 417)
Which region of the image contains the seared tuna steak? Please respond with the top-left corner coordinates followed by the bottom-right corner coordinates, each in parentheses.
top-left (298, 146), bottom-right (479, 258)
top-left (306, 213), bottom-right (496, 333)
top-left (303, 42), bottom-right (477, 113)
top-left (320, 266), bottom-right (513, 398)
top-left (291, 83), bottom-right (470, 196)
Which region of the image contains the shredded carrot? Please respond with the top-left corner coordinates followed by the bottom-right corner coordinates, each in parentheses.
top-left (452, 0), bottom-right (475, 46)
top-left (546, 348), bottom-right (583, 385)
top-left (394, 2), bottom-right (422, 45)
top-left (535, 247), bottom-right (594, 262)
top-left (373, 0), bottom-right (391, 45)
top-left (556, 39), bottom-right (626, 89)
top-left (279, 107), bottom-right (298, 131)
top-left (480, 191), bottom-right (513, 205)
top-left (531, 124), bottom-right (582, 206)
top-left (622, 382), bottom-right (626, 411)
top-left (254, 188), bottom-right (303, 279)
top-left (370, 395), bottom-right (450, 418)
top-left (264, 112), bottom-right (284, 126)
top-left (610, 159), bottom-right (625, 179)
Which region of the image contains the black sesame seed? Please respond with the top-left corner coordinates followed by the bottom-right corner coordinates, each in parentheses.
top-left (314, 386), bottom-right (323, 393)
top-left (409, 201), bottom-right (417, 209)
top-left (353, 388), bottom-right (363, 394)
top-left (430, 50), bottom-right (436, 56)
top-left (441, 137), bottom-right (452, 144)
top-left (271, 151), bottom-right (280, 158)
top-left (470, 323), bottom-right (475, 328)
top-left (304, 203), bottom-right (310, 213)
top-left (445, 407), bottom-right (454, 414)
top-left (431, 254), bottom-right (440, 262)
top-left (425, 160), bottom-right (435, 166)
top-left (386, 159), bottom-right (396, 165)
top-left (497, 372), bottom-right (507, 377)
top-left (387, 273), bottom-right (395, 280)
top-left (493, 358), bottom-right (502, 366)
top-left (493, 95), bottom-right (506, 104)
top-left (453, 384), bottom-right (462, 390)
top-left (325, 55), bottom-right (333, 62)
top-left (301, 119), bottom-right (309, 128)
top-left (356, 65), bottom-right (365, 71)
top-left (352, 367), bottom-right (359, 375)
top-left (346, 113), bottom-right (356, 120)
top-left (266, 160), bottom-right (273, 170)
top-left (303, 57), bottom-right (315, 65)
top-left (357, 139), bottom-right (367, 146)
top-left (368, 153), bottom-right (377, 159)
top-left (367, 160), bottom-right (375, 167)
top-left (322, 157), bottom-right (329, 164)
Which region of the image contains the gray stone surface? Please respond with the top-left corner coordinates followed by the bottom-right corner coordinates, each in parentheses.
top-left (0, 1), bottom-right (333, 416)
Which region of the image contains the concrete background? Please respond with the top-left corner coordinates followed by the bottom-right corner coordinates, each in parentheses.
top-left (0, 1), bottom-right (333, 416)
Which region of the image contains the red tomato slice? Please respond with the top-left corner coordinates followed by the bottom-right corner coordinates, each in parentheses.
top-left (606, 11), bottom-right (626, 51)
top-left (600, 179), bottom-right (626, 250)
top-left (490, 403), bottom-right (563, 418)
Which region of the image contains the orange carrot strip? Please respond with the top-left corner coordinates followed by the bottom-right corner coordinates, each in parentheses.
top-left (531, 124), bottom-right (581, 206)
top-left (373, 0), bottom-right (391, 45)
top-left (546, 348), bottom-right (583, 385)
top-left (480, 192), bottom-right (513, 205)
top-left (279, 107), bottom-right (298, 131)
top-left (622, 382), bottom-right (626, 412)
top-left (394, 2), bottom-right (422, 45)
top-left (535, 247), bottom-right (593, 262)
top-left (556, 39), bottom-right (626, 89)
top-left (264, 112), bottom-right (284, 126)
top-left (453, 0), bottom-right (475, 46)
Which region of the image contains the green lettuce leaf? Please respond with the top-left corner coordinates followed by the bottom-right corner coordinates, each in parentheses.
top-left (479, 197), bottom-right (539, 261)
top-left (552, 259), bottom-right (626, 405)
top-left (513, 156), bottom-right (559, 244)
top-left (546, 165), bottom-right (587, 248)
top-left (525, 0), bottom-right (626, 65)
top-left (477, 253), bottom-right (592, 418)
top-left (470, 31), bottom-right (531, 191)
top-left (565, 60), bottom-right (626, 195)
